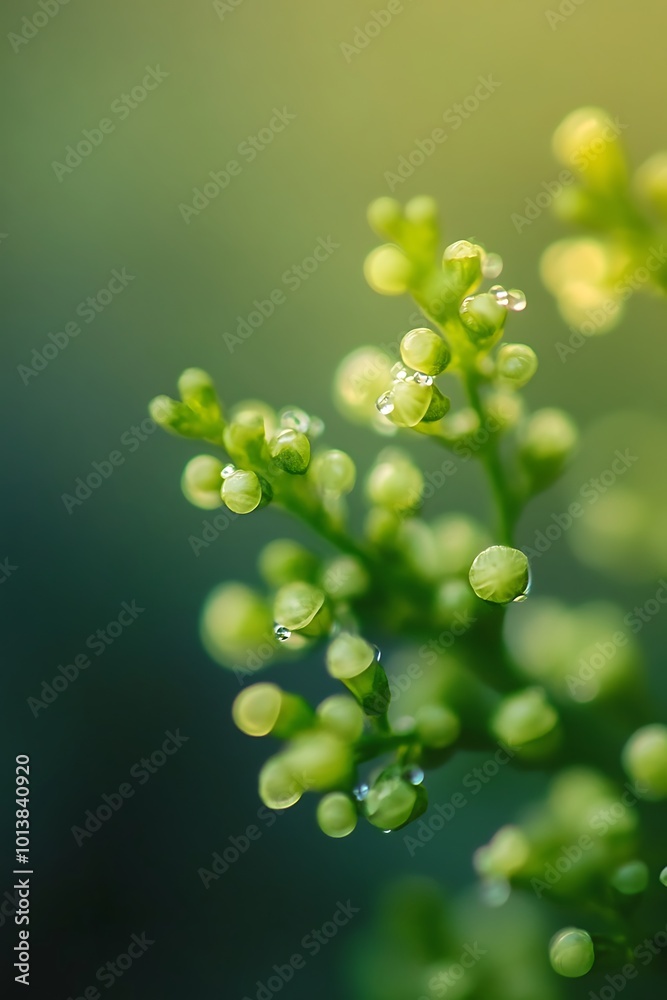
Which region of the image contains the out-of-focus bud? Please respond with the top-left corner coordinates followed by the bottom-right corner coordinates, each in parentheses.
top-left (442, 240), bottom-right (484, 296)
top-left (223, 411), bottom-right (267, 466)
top-left (414, 704), bottom-right (460, 749)
top-left (326, 632), bottom-right (390, 716)
top-left (317, 694), bottom-right (365, 742)
top-left (363, 765), bottom-right (428, 830)
top-left (548, 927), bottom-right (595, 978)
top-left (400, 328), bottom-right (450, 377)
top-left (282, 730), bottom-right (354, 792)
top-left (177, 368), bottom-right (223, 430)
top-left (364, 244), bottom-right (413, 295)
top-left (404, 195), bottom-right (438, 227)
top-left (200, 582), bottom-right (274, 669)
top-left (474, 825), bottom-right (531, 879)
top-left (518, 408), bottom-right (578, 490)
top-left (334, 346), bottom-right (394, 426)
top-left (259, 754), bottom-right (305, 809)
top-left (635, 152), bottom-right (667, 217)
top-left (433, 578), bottom-right (477, 627)
top-left (364, 506), bottom-right (401, 547)
top-left (258, 539), bottom-right (319, 588)
top-left (469, 546), bottom-right (530, 604)
top-left (232, 683), bottom-right (313, 738)
top-left (433, 514), bottom-right (492, 576)
top-left (366, 448), bottom-right (424, 512)
top-left (496, 344), bottom-right (538, 388)
top-left (273, 581), bottom-right (331, 637)
top-left (553, 107), bottom-right (626, 192)
top-left (610, 860), bottom-right (649, 895)
top-left (221, 469), bottom-right (272, 514)
top-left (317, 792), bottom-right (358, 838)
top-left (269, 428), bottom-right (311, 474)
top-left (492, 687), bottom-right (559, 748)
top-left (311, 449), bottom-right (356, 495)
top-left (320, 556), bottom-right (369, 601)
top-left (367, 197), bottom-right (403, 239)
top-left (622, 724), bottom-right (667, 799)
top-left (181, 455), bottom-right (224, 509)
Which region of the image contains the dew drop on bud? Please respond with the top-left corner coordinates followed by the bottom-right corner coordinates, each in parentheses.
top-left (482, 252), bottom-right (503, 279)
top-left (280, 407), bottom-right (311, 433)
top-left (308, 416), bottom-right (325, 438)
top-left (372, 643), bottom-right (382, 662)
top-left (406, 766), bottom-right (425, 786)
top-left (390, 363), bottom-right (409, 381)
top-left (443, 239), bottom-right (478, 261)
top-left (274, 624), bottom-right (292, 642)
top-left (353, 782), bottom-right (370, 802)
top-left (221, 463), bottom-right (237, 479)
top-left (507, 289), bottom-right (527, 312)
top-left (413, 372), bottom-right (434, 386)
top-left (489, 285), bottom-right (510, 308)
top-left (376, 391), bottom-right (395, 416)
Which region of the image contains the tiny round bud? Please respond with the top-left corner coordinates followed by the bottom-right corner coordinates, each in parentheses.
top-left (181, 455), bottom-right (224, 509)
top-left (518, 408), bottom-right (578, 486)
top-left (366, 448), bottom-right (424, 512)
top-left (492, 687), bottom-right (559, 747)
top-left (433, 578), bottom-right (477, 626)
top-left (474, 825), bottom-right (530, 879)
top-left (200, 582), bottom-right (274, 669)
top-left (269, 428), bottom-right (311, 474)
top-left (421, 386), bottom-right (450, 423)
top-left (610, 860), bottom-right (649, 895)
top-left (221, 469), bottom-right (271, 514)
top-left (433, 514), bottom-right (491, 575)
top-left (177, 367), bottom-right (216, 406)
top-left (258, 539), bottom-right (319, 588)
top-left (384, 379), bottom-right (433, 428)
top-left (259, 755), bottom-right (304, 809)
top-left (149, 395), bottom-right (207, 439)
top-left (363, 768), bottom-right (427, 830)
top-left (404, 195), bottom-right (438, 225)
top-left (232, 683), bottom-right (313, 739)
top-left (660, 866), bottom-right (667, 888)
top-left (459, 292), bottom-right (507, 345)
top-left (364, 244), bottom-right (412, 295)
top-left (273, 581), bottom-right (329, 636)
top-left (326, 633), bottom-right (375, 679)
top-left (311, 449), bottom-right (356, 494)
top-left (549, 927), bottom-right (595, 978)
top-left (442, 240), bottom-right (484, 295)
top-left (552, 106), bottom-right (626, 190)
top-left (334, 346), bottom-right (394, 425)
top-left (414, 704), bottom-right (460, 749)
top-left (316, 792), bottom-right (358, 838)
top-left (282, 730), bottom-right (353, 792)
top-left (400, 328), bottom-right (450, 377)
top-left (635, 152), bottom-right (667, 216)
top-left (622, 724), bottom-right (667, 799)
top-left (496, 343), bottom-right (538, 388)
top-left (469, 545), bottom-right (529, 604)
top-left (317, 695), bottom-right (365, 742)
top-left (367, 197), bottom-right (403, 237)
top-left (320, 556), bottom-right (369, 600)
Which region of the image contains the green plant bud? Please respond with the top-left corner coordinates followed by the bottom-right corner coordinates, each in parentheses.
top-left (317, 792), bottom-right (358, 838)
top-left (496, 343), bottom-right (538, 388)
top-left (320, 556), bottom-right (369, 600)
top-left (610, 860), bottom-right (649, 895)
top-left (177, 367), bottom-right (220, 416)
top-left (230, 399), bottom-right (278, 436)
top-left (181, 455), bottom-right (224, 509)
top-left (381, 379), bottom-right (433, 428)
top-left (221, 469), bottom-right (272, 514)
top-left (421, 386), bottom-right (451, 423)
top-left (553, 107), bottom-right (626, 192)
top-left (259, 754), bottom-right (305, 809)
top-left (635, 152), bottom-right (667, 217)
top-left (484, 390), bottom-right (524, 432)
top-left (660, 867), bottom-right (667, 888)
top-left (317, 694), bottom-right (365, 742)
top-left (269, 428), bottom-right (311, 474)
top-left (366, 449), bottom-right (424, 512)
top-left (469, 545), bottom-right (530, 604)
top-left (518, 408), bottom-right (578, 487)
top-left (222, 412), bottom-right (267, 466)
top-left (232, 683), bottom-right (314, 739)
top-left (433, 578), bottom-right (477, 626)
top-left (548, 927), bottom-right (595, 978)
top-left (258, 539), bottom-right (319, 588)
top-left (474, 825), bottom-right (531, 879)
top-left (396, 520), bottom-right (440, 581)
top-left (200, 582), bottom-right (274, 669)
top-left (433, 514), bottom-right (492, 576)
top-left (282, 730), bottom-right (353, 792)
top-left (459, 292), bottom-right (507, 345)
top-left (414, 704), bottom-right (460, 749)
top-left (333, 346), bottom-right (394, 425)
top-left (149, 395), bottom-right (213, 439)
top-left (442, 240), bottom-right (484, 296)
top-left (400, 328), bottom-right (451, 377)
top-left (326, 632), bottom-right (390, 716)
top-left (622, 724), bottom-right (667, 799)
top-left (364, 244), bottom-right (412, 295)
top-left (363, 766), bottom-right (427, 830)
top-left (311, 449), bottom-right (356, 494)
top-left (367, 197), bottom-right (403, 238)
top-left (273, 581), bottom-right (330, 637)
top-left (404, 195), bottom-right (438, 226)
top-left (492, 687), bottom-right (559, 748)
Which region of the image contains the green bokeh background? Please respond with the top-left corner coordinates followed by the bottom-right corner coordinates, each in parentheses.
top-left (3, 1), bottom-right (667, 997)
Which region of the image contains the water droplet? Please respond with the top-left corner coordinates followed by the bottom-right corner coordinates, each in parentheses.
top-left (443, 239), bottom-right (478, 261)
top-left (221, 463), bottom-right (236, 479)
top-left (460, 295), bottom-right (474, 314)
top-left (489, 284), bottom-right (510, 308)
top-left (507, 288), bottom-right (527, 312)
top-left (372, 644), bottom-right (382, 662)
top-left (482, 252), bottom-right (503, 279)
top-left (382, 829), bottom-right (393, 834)
top-left (280, 407), bottom-right (310, 433)
top-left (376, 391), bottom-right (395, 416)
top-left (390, 362), bottom-right (409, 381)
top-left (413, 372), bottom-right (434, 386)
top-left (308, 415), bottom-right (325, 438)
top-left (353, 783), bottom-right (369, 802)
top-left (405, 766), bottom-right (425, 786)
top-left (274, 624), bottom-right (292, 642)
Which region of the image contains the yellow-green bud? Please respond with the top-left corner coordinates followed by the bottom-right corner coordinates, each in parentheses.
top-left (610, 860), bottom-right (649, 895)
top-left (282, 730), bottom-right (353, 792)
top-left (367, 197), bottom-right (403, 238)
top-left (149, 395), bottom-right (211, 439)
top-left (519, 408), bottom-right (578, 488)
top-left (221, 469), bottom-right (272, 514)
top-left (622, 724), bottom-right (667, 799)
top-left (333, 346), bottom-right (394, 426)
top-left (400, 328), bottom-right (451, 377)
top-left (223, 413), bottom-right (267, 466)
top-left (317, 792), bottom-right (358, 838)
top-left (635, 152), bottom-right (667, 217)
top-left (459, 292), bottom-right (507, 345)
top-left (549, 927), bottom-right (595, 978)
top-left (326, 633), bottom-right (390, 716)
top-left (364, 244), bottom-right (412, 295)
top-left (200, 582), bottom-right (274, 669)
top-left (496, 343), bottom-right (538, 388)
top-left (258, 539), bottom-right (319, 588)
top-left (232, 683), bottom-right (313, 738)
top-left (317, 695), bottom-right (365, 742)
top-left (433, 578), bottom-right (477, 627)
top-left (492, 687), bottom-right (559, 747)
top-left (273, 581), bottom-right (330, 637)
top-left (404, 195), bottom-right (438, 226)
top-left (473, 825), bottom-right (530, 879)
top-left (320, 556), bottom-right (369, 600)
top-left (269, 428), bottom-right (311, 474)
top-left (442, 240), bottom-right (484, 296)
top-left (311, 450), bottom-right (356, 494)
top-left (469, 545), bottom-right (529, 604)
top-left (259, 755), bottom-right (305, 809)
top-left (366, 449), bottom-right (424, 512)
top-left (381, 379), bottom-right (433, 428)
top-left (433, 514), bottom-right (491, 576)
top-left (414, 704), bottom-right (460, 749)
top-left (421, 385), bottom-right (450, 423)
top-left (363, 766), bottom-right (427, 830)
top-left (660, 867), bottom-right (667, 888)
top-left (552, 106), bottom-right (626, 192)
top-left (181, 455), bottom-right (224, 509)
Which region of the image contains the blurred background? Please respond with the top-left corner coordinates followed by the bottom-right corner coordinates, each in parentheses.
top-left (3, 0), bottom-right (667, 996)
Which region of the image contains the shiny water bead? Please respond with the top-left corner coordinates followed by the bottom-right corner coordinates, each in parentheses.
top-left (414, 704), bottom-right (461, 749)
top-left (316, 792), bottom-right (358, 838)
top-left (384, 379), bottom-right (432, 427)
top-left (259, 539), bottom-right (319, 588)
top-left (367, 196), bottom-right (403, 238)
top-left (282, 730), bottom-right (353, 792)
top-left (469, 545), bottom-right (529, 604)
top-left (316, 694), bottom-right (365, 742)
top-left (506, 288), bottom-right (527, 312)
top-left (353, 783), bottom-right (370, 802)
top-left (376, 391), bottom-right (395, 416)
top-left (269, 428), bottom-right (311, 474)
top-left (496, 343), bottom-right (538, 387)
top-left (474, 825), bottom-right (530, 880)
top-left (390, 362), bottom-right (409, 381)
top-left (311, 449), bottom-right (356, 495)
top-left (221, 463), bottom-right (236, 478)
top-left (200, 582), bottom-right (274, 668)
top-left (442, 239), bottom-right (484, 294)
top-left (610, 860), bottom-right (649, 895)
top-left (366, 449), bottom-right (424, 512)
top-left (273, 582), bottom-right (328, 635)
top-left (221, 469), bottom-right (271, 514)
top-left (308, 415), bottom-right (325, 438)
top-left (232, 683), bottom-right (312, 738)
top-left (549, 928), bottom-right (595, 978)
top-left (363, 769), bottom-right (427, 830)
top-left (459, 292), bottom-right (507, 344)
top-left (364, 244), bottom-right (412, 295)
top-left (273, 625), bottom-right (292, 642)
top-left (259, 755), bottom-right (305, 809)
top-left (492, 687), bottom-right (559, 747)
top-left (622, 724), bottom-right (667, 799)
top-left (413, 372), bottom-right (434, 386)
top-left (482, 252), bottom-right (503, 279)
top-left (279, 407), bottom-right (311, 433)
top-left (400, 327), bottom-right (451, 377)
top-left (181, 455), bottom-right (224, 510)
top-left (489, 284), bottom-right (510, 307)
